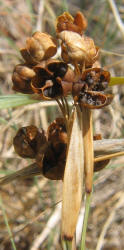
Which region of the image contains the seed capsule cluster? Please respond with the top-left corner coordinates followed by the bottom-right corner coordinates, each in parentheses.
top-left (13, 118), bottom-right (67, 180)
top-left (12, 11), bottom-right (113, 108)
top-left (12, 11), bottom-right (113, 178)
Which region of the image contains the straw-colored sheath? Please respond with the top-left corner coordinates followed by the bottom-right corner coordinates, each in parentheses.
top-left (61, 106), bottom-right (84, 244)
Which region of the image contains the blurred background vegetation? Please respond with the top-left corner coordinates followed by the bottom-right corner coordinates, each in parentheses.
top-left (0, 0), bottom-right (124, 249)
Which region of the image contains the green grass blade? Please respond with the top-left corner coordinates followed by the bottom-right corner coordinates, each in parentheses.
top-left (62, 239), bottom-right (72, 250)
top-left (0, 195), bottom-right (17, 250)
top-left (81, 193), bottom-right (92, 250)
top-left (0, 94), bottom-right (40, 109)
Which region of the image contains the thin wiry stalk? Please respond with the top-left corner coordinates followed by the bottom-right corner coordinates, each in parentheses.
top-left (63, 96), bottom-right (70, 119)
top-left (61, 97), bottom-right (67, 115)
top-left (55, 98), bottom-right (69, 130)
top-left (0, 195), bottom-right (17, 250)
top-left (94, 151), bottom-right (124, 163)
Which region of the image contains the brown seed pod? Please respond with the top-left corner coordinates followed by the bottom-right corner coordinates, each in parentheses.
top-left (74, 11), bottom-right (87, 32)
top-left (78, 91), bottom-right (113, 109)
top-left (42, 143), bottom-right (66, 180)
top-left (31, 60), bottom-right (73, 100)
top-left (12, 64), bottom-right (35, 94)
top-left (81, 68), bottom-right (110, 91)
top-left (37, 118), bottom-right (67, 180)
top-left (72, 67), bottom-right (113, 109)
top-left (56, 11), bottom-right (87, 35)
top-left (94, 159), bottom-right (110, 172)
top-left (47, 118), bottom-right (67, 149)
top-left (20, 48), bottom-right (37, 66)
top-left (20, 32), bottom-right (57, 65)
top-left (13, 126), bottom-right (47, 159)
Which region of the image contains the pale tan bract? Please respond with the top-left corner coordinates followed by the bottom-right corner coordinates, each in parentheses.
top-left (62, 107), bottom-right (84, 243)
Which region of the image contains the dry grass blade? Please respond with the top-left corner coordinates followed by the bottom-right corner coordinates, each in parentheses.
top-left (0, 163), bottom-right (41, 186)
top-left (94, 138), bottom-right (124, 154)
top-left (61, 106), bottom-right (84, 247)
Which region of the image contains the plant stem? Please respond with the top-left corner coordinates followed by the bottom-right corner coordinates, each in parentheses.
top-left (62, 235), bottom-right (76, 250)
top-left (55, 98), bottom-right (69, 130)
top-left (82, 107), bottom-right (94, 194)
top-left (109, 77), bottom-right (124, 86)
top-left (80, 107), bottom-right (93, 249)
top-left (64, 96), bottom-right (70, 119)
top-left (94, 151), bottom-right (124, 162)
top-left (81, 193), bottom-right (92, 250)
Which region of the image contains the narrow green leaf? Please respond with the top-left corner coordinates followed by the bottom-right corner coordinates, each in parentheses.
top-left (81, 193), bottom-right (92, 250)
top-left (0, 94), bottom-right (40, 109)
top-left (62, 240), bottom-right (72, 250)
top-left (109, 77), bottom-right (124, 86)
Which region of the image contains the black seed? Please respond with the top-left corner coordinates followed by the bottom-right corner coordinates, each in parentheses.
top-left (44, 87), bottom-right (53, 97)
top-left (55, 66), bottom-right (67, 78)
top-left (85, 73), bottom-right (94, 86)
top-left (100, 74), bottom-right (105, 81)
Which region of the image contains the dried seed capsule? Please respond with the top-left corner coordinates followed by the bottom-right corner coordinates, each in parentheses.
top-left (74, 11), bottom-right (87, 32)
top-left (58, 31), bottom-right (99, 67)
top-left (94, 159), bottom-right (110, 172)
top-left (56, 11), bottom-right (87, 35)
top-left (47, 118), bottom-right (67, 149)
top-left (78, 91), bottom-right (113, 109)
top-left (31, 59), bottom-right (73, 100)
top-left (42, 144), bottom-right (66, 180)
top-left (21, 32), bottom-right (57, 65)
top-left (72, 67), bottom-right (113, 109)
top-left (37, 118), bottom-right (67, 180)
top-left (81, 68), bottom-right (110, 91)
top-left (12, 64), bottom-right (35, 94)
top-left (13, 126), bottom-right (47, 159)
top-left (20, 48), bottom-right (36, 65)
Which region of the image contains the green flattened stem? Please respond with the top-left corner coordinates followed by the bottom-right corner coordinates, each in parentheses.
top-left (109, 77), bottom-right (124, 86)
